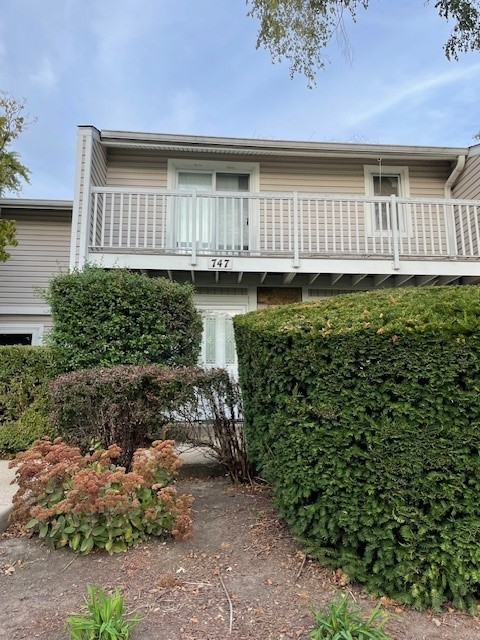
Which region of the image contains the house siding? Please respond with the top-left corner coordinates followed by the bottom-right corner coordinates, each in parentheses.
top-left (0, 210), bottom-right (71, 313)
top-left (106, 150), bottom-right (168, 188)
top-left (103, 150), bottom-right (451, 197)
top-left (260, 158), bottom-right (450, 197)
top-left (453, 155), bottom-right (480, 200)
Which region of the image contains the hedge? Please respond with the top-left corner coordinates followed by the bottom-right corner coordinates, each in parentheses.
top-left (49, 365), bottom-right (200, 469)
top-left (44, 266), bottom-right (203, 370)
top-left (234, 286), bottom-right (480, 611)
top-left (0, 346), bottom-right (59, 456)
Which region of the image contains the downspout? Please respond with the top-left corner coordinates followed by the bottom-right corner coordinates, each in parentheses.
top-left (444, 154), bottom-right (466, 198)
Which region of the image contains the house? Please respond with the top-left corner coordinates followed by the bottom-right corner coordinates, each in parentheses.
top-left (2, 126), bottom-right (480, 373)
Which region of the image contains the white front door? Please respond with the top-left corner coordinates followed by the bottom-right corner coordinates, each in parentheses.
top-left (197, 305), bottom-right (247, 377)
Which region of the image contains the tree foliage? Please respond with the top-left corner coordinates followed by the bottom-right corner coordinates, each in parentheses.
top-left (0, 91), bottom-right (32, 261)
top-left (248, 0), bottom-right (480, 85)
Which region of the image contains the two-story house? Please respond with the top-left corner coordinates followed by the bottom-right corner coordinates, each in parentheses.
top-left (1, 125), bottom-right (480, 373)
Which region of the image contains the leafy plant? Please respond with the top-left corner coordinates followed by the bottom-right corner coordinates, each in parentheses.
top-left (49, 365), bottom-right (199, 470)
top-left (44, 266), bottom-right (202, 370)
top-left (66, 584), bottom-right (140, 640)
top-left (234, 286), bottom-right (480, 610)
top-left (10, 438), bottom-right (193, 553)
top-left (0, 346), bottom-right (59, 456)
top-left (310, 595), bottom-right (391, 640)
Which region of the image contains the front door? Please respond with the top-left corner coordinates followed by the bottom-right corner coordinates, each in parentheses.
top-left (197, 305), bottom-right (247, 377)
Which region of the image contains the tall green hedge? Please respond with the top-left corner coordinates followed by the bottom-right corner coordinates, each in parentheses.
top-left (44, 266), bottom-right (203, 370)
top-left (234, 286), bottom-right (480, 611)
top-left (0, 346), bottom-right (60, 455)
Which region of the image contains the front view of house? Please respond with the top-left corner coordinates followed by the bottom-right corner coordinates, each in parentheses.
top-left (1, 126), bottom-right (480, 373)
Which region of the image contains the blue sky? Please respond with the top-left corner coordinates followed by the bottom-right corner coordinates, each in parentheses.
top-left (2, 0), bottom-right (480, 199)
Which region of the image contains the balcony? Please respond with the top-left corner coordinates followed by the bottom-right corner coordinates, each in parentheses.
top-left (87, 187), bottom-right (480, 283)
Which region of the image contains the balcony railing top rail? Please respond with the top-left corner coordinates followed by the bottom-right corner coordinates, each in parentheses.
top-left (88, 187), bottom-right (480, 266)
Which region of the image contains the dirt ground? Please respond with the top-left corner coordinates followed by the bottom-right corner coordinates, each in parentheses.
top-left (1, 476), bottom-right (480, 640)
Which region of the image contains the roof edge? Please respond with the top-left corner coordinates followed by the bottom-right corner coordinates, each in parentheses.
top-left (99, 129), bottom-right (468, 160)
top-left (0, 198), bottom-right (73, 212)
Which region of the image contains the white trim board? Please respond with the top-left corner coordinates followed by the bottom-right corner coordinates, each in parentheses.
top-left (0, 306), bottom-right (51, 315)
top-left (0, 323), bottom-right (45, 345)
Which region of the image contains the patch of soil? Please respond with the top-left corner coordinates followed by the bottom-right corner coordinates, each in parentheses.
top-left (1, 477), bottom-right (480, 640)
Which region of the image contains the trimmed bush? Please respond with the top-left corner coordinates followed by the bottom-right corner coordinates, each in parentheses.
top-left (50, 365), bottom-right (200, 469)
top-left (10, 438), bottom-right (193, 553)
top-left (0, 397), bottom-right (53, 457)
top-left (0, 346), bottom-right (59, 456)
top-left (44, 266), bottom-right (202, 370)
top-left (234, 286), bottom-right (480, 611)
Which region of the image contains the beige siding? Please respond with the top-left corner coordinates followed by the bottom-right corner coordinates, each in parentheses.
top-left (73, 131), bottom-right (88, 266)
top-left (0, 210), bottom-right (71, 311)
top-left (104, 152), bottom-right (450, 196)
top-left (0, 314), bottom-right (52, 329)
top-left (260, 158), bottom-right (450, 197)
top-left (92, 138), bottom-right (107, 187)
top-left (106, 150), bottom-right (168, 188)
top-left (453, 155), bottom-right (480, 200)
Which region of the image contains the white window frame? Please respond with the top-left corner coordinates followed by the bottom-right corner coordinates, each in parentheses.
top-left (364, 165), bottom-right (411, 237)
top-left (0, 323), bottom-right (45, 346)
top-left (167, 159), bottom-right (260, 251)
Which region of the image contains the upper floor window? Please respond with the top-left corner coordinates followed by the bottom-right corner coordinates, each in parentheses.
top-left (364, 165), bottom-right (410, 235)
top-left (168, 160), bottom-right (259, 252)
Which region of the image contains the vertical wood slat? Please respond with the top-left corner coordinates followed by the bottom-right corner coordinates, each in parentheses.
top-left (473, 205), bottom-right (480, 257)
top-left (119, 193), bottom-right (124, 247)
top-left (109, 193), bottom-right (115, 247)
top-left (458, 205), bottom-right (466, 256)
top-left (88, 188), bottom-right (480, 262)
top-left (92, 193), bottom-right (98, 247)
top-left (465, 205), bottom-right (474, 256)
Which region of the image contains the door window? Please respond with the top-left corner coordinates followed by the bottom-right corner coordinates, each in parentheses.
top-left (175, 171), bottom-right (250, 250)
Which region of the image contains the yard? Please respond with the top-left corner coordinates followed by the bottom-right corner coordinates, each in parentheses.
top-left (1, 476), bottom-right (480, 640)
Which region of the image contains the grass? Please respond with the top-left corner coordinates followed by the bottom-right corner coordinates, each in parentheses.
top-left (66, 584), bottom-right (141, 640)
top-left (310, 595), bottom-right (393, 640)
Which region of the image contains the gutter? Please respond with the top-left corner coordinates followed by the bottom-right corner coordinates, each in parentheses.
top-left (444, 155), bottom-right (466, 198)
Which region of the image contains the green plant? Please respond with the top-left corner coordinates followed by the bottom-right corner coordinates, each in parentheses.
top-left (66, 584), bottom-right (140, 640)
top-left (0, 396), bottom-right (52, 457)
top-left (310, 595), bottom-right (391, 640)
top-left (234, 286), bottom-right (480, 610)
top-left (0, 346), bottom-right (59, 456)
top-left (49, 365), bottom-right (200, 469)
top-left (44, 266), bottom-right (202, 370)
top-left (10, 438), bottom-right (193, 553)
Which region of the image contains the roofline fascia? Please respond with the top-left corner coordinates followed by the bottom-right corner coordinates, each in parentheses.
top-left (98, 129), bottom-right (468, 161)
top-left (0, 198), bottom-right (73, 212)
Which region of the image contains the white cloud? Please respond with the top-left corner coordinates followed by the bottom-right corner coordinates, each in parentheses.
top-left (346, 63), bottom-right (480, 127)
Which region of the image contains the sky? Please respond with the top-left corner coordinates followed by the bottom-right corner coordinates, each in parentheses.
top-left (1, 0), bottom-right (480, 200)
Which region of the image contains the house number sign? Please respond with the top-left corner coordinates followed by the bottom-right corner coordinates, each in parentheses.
top-left (208, 258), bottom-right (233, 270)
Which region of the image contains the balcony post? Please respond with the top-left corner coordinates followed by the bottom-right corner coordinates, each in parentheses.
top-left (292, 192), bottom-right (300, 268)
top-left (390, 194), bottom-right (400, 270)
top-left (191, 190), bottom-right (197, 266)
top-left (447, 203), bottom-right (458, 258)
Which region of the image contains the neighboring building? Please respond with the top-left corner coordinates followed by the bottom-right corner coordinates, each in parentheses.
top-left (2, 126), bottom-right (480, 372)
top-left (0, 199), bottom-right (72, 345)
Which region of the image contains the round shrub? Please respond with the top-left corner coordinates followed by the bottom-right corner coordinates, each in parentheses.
top-left (44, 266), bottom-right (202, 370)
top-left (234, 286), bottom-right (480, 611)
top-left (49, 365), bottom-right (200, 469)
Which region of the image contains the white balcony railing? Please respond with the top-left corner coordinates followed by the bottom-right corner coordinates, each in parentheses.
top-left (89, 187), bottom-right (480, 267)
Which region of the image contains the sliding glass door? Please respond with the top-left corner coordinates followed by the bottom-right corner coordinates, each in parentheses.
top-left (175, 171), bottom-right (249, 251)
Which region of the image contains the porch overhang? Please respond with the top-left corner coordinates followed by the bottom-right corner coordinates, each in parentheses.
top-left (87, 251), bottom-right (480, 288)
